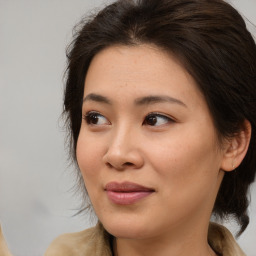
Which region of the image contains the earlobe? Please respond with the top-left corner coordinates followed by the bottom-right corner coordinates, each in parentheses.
top-left (220, 120), bottom-right (251, 172)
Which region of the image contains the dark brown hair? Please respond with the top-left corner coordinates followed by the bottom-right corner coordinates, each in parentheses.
top-left (63, 0), bottom-right (256, 235)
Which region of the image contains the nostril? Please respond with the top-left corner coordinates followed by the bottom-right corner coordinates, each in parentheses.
top-left (105, 161), bottom-right (134, 170)
top-left (124, 162), bottom-right (134, 166)
top-left (106, 163), bottom-right (112, 168)
top-left (103, 150), bottom-right (144, 170)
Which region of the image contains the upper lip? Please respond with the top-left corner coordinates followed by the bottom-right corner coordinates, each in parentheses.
top-left (105, 181), bottom-right (155, 192)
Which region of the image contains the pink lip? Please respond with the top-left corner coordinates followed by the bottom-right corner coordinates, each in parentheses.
top-left (105, 182), bottom-right (155, 205)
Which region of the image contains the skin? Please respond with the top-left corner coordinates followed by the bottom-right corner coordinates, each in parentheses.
top-left (76, 44), bottom-right (248, 256)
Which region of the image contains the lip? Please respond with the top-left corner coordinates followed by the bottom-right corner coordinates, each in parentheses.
top-left (104, 182), bottom-right (155, 205)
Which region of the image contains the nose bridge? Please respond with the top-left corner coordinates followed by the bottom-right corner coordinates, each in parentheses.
top-left (112, 122), bottom-right (133, 150)
top-left (103, 122), bottom-right (144, 170)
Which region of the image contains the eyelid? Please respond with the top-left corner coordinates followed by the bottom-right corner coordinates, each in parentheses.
top-left (84, 110), bottom-right (101, 117)
top-left (143, 112), bottom-right (176, 127)
top-left (147, 112), bottom-right (176, 121)
top-left (83, 110), bottom-right (110, 126)
top-left (82, 110), bottom-right (176, 127)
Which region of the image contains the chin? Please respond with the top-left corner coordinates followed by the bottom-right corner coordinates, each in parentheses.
top-left (100, 214), bottom-right (152, 239)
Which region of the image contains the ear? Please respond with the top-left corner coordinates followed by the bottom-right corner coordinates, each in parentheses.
top-left (220, 120), bottom-right (251, 172)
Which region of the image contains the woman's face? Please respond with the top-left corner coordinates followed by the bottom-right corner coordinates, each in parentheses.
top-left (77, 44), bottom-right (227, 239)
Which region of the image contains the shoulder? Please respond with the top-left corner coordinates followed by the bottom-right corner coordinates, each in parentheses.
top-left (0, 225), bottom-right (13, 256)
top-left (44, 223), bottom-right (112, 256)
top-left (44, 227), bottom-right (95, 256)
top-left (208, 222), bottom-right (246, 256)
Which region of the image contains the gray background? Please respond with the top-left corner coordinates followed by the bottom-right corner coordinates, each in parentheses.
top-left (0, 1), bottom-right (255, 256)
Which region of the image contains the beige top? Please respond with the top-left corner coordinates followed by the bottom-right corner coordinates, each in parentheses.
top-left (0, 225), bottom-right (12, 256)
top-left (44, 222), bottom-right (246, 256)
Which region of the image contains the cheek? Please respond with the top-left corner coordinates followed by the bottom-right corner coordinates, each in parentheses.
top-left (76, 132), bottom-right (104, 184)
top-left (76, 132), bottom-right (109, 208)
top-left (146, 128), bottom-right (221, 195)
top-left (152, 147), bottom-right (219, 220)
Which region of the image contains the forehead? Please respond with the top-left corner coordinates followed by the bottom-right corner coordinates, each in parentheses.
top-left (84, 44), bottom-right (206, 109)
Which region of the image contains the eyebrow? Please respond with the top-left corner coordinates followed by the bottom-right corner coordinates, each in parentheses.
top-left (83, 93), bottom-right (187, 107)
top-left (135, 95), bottom-right (187, 107)
top-left (83, 93), bottom-right (111, 104)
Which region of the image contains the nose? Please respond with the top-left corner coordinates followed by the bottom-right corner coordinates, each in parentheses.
top-left (102, 128), bottom-right (144, 171)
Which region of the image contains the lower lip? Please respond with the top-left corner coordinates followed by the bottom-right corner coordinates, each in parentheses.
top-left (106, 191), bottom-right (153, 205)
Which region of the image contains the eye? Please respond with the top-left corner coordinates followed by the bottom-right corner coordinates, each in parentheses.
top-left (143, 113), bottom-right (174, 126)
top-left (83, 111), bottom-right (110, 125)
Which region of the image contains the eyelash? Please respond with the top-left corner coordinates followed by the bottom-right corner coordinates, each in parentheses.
top-left (83, 111), bottom-right (109, 126)
top-left (142, 112), bottom-right (175, 126)
top-left (83, 111), bottom-right (175, 127)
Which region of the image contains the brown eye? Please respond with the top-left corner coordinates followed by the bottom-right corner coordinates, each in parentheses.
top-left (143, 113), bottom-right (173, 126)
top-left (84, 112), bottom-right (109, 125)
top-left (145, 115), bottom-right (157, 126)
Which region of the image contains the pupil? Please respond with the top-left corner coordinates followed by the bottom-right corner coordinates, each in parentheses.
top-left (91, 114), bottom-right (99, 124)
top-left (148, 116), bottom-right (157, 125)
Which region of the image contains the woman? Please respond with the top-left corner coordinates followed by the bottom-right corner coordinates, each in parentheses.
top-left (45, 0), bottom-right (256, 255)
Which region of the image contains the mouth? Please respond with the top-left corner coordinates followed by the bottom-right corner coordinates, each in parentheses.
top-left (104, 181), bottom-right (155, 205)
